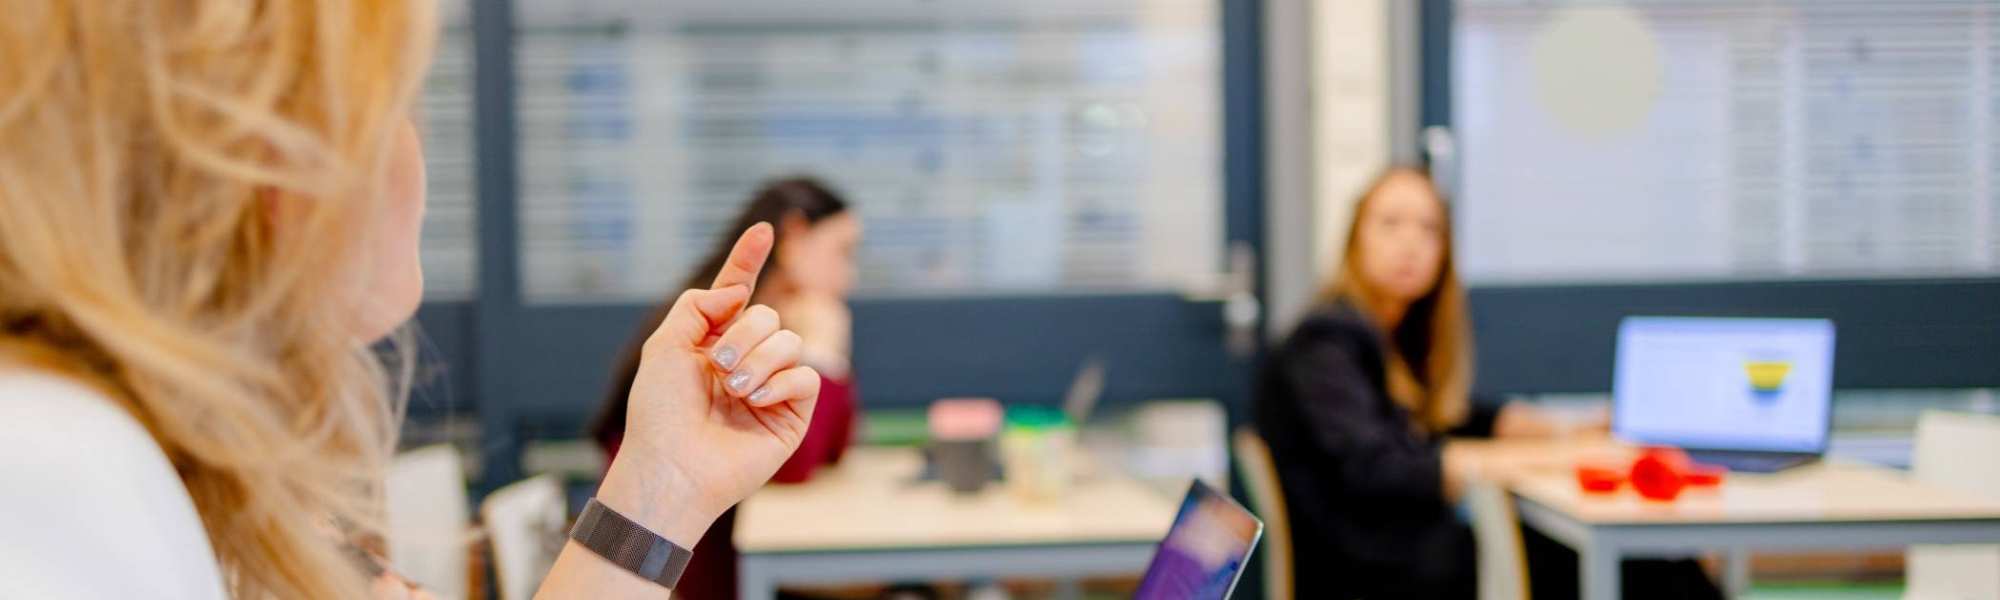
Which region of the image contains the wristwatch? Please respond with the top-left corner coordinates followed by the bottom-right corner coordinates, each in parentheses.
top-left (568, 498), bottom-right (694, 588)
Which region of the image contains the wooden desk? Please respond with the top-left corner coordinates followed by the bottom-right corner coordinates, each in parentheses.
top-left (1455, 439), bottom-right (2000, 600)
top-left (734, 446), bottom-right (1180, 599)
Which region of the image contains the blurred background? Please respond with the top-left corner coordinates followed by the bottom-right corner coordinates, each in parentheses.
top-left (394, 0), bottom-right (2000, 598)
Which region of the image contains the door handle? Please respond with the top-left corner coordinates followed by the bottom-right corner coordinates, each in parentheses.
top-left (1221, 241), bottom-right (1262, 358)
top-left (1179, 241), bottom-right (1261, 357)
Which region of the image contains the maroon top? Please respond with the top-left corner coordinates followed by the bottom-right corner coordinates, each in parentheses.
top-left (599, 374), bottom-right (857, 600)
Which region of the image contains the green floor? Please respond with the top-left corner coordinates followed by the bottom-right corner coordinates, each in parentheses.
top-left (1744, 581), bottom-right (1903, 600)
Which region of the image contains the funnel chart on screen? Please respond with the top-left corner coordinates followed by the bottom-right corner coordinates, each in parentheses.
top-left (1615, 319), bottom-right (1834, 452)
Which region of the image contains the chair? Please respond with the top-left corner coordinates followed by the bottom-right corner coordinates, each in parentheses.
top-left (481, 474), bottom-right (568, 600)
top-left (385, 444), bottom-right (471, 600)
top-left (1466, 481), bottom-right (1531, 600)
top-left (1232, 428), bottom-right (1293, 600)
top-left (1907, 411), bottom-right (2000, 600)
top-left (1139, 401), bottom-right (1233, 490)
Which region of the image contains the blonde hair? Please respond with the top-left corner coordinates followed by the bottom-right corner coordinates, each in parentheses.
top-left (0, 0), bottom-right (434, 597)
top-left (1318, 167), bottom-right (1475, 433)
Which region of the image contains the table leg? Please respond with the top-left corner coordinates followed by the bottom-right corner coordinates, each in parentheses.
top-left (1053, 579), bottom-right (1083, 600)
top-left (738, 556), bottom-right (778, 600)
top-left (1582, 547), bottom-right (1620, 600)
top-left (1724, 548), bottom-right (1751, 599)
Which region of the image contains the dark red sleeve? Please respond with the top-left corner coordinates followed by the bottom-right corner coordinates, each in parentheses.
top-left (822, 377), bottom-right (855, 464)
top-left (600, 430), bottom-right (623, 477)
top-left (769, 374), bottom-right (856, 484)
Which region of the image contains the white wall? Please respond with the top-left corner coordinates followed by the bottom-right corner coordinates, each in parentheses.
top-left (1311, 0), bottom-right (1395, 278)
top-left (1265, 0), bottom-right (1401, 336)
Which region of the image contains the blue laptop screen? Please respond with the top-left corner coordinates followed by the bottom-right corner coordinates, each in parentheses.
top-left (1613, 317), bottom-right (1836, 453)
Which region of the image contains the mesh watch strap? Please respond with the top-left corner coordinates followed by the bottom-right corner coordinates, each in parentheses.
top-left (569, 498), bottom-right (693, 588)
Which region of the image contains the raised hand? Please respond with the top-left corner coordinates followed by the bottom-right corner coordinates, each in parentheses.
top-left (591, 223), bottom-right (821, 546)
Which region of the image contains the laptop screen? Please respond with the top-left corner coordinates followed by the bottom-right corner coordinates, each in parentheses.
top-left (1613, 317), bottom-right (1836, 454)
top-left (1134, 481), bottom-right (1263, 600)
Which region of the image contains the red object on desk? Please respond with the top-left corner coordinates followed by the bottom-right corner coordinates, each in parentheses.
top-left (1630, 455), bottom-right (1686, 501)
top-left (1630, 447), bottom-right (1693, 501)
top-left (1573, 447), bottom-right (1731, 501)
top-left (1575, 464), bottom-right (1626, 493)
top-left (1683, 464), bottom-right (1726, 488)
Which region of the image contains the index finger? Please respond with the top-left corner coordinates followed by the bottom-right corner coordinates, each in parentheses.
top-left (711, 222), bottom-right (775, 294)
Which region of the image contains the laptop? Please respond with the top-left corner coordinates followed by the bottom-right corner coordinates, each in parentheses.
top-left (1133, 481), bottom-right (1264, 600)
top-left (1612, 317), bottom-right (1837, 474)
top-left (1062, 355), bottom-right (1108, 426)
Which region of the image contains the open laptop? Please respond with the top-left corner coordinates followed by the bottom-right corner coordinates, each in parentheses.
top-left (1612, 317), bottom-right (1837, 473)
top-left (1133, 481), bottom-right (1263, 600)
top-left (1062, 355), bottom-right (1108, 426)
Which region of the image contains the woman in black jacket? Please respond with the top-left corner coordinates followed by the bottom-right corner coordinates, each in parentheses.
top-left (1256, 167), bottom-right (1718, 599)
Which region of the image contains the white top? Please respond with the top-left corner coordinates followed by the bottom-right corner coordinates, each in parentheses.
top-left (0, 371), bottom-right (228, 599)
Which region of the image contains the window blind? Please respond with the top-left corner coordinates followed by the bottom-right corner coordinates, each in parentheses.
top-left (417, 18), bottom-right (480, 300)
top-left (1454, 0), bottom-right (1999, 284)
top-left (514, 0), bottom-right (1221, 303)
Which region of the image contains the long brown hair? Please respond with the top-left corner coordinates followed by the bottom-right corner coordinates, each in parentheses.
top-left (588, 176), bottom-right (851, 448)
top-left (1318, 167), bottom-right (1474, 433)
top-left (0, 0), bottom-right (433, 597)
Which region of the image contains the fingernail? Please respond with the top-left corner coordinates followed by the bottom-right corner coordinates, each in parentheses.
top-left (711, 346), bottom-right (740, 370)
top-left (749, 386), bottom-right (771, 404)
top-left (727, 371), bottom-right (753, 393)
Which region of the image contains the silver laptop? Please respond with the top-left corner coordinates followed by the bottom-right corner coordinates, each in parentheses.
top-left (1612, 317), bottom-right (1837, 473)
top-left (1062, 356), bottom-right (1107, 426)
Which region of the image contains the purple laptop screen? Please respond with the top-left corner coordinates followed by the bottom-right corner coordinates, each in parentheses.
top-left (1133, 481), bottom-right (1262, 600)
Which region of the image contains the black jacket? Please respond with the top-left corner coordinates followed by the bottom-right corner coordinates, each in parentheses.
top-left (1255, 302), bottom-right (1497, 599)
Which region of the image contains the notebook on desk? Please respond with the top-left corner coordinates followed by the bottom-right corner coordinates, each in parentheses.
top-left (1612, 316), bottom-right (1837, 474)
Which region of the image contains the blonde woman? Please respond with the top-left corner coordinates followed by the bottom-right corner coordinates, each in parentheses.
top-left (1254, 168), bottom-right (1713, 599)
top-left (0, 1), bottom-right (817, 598)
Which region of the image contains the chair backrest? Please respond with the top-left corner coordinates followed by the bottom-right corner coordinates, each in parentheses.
top-left (481, 474), bottom-right (568, 600)
top-left (1467, 481), bottom-right (1530, 600)
top-left (1232, 428), bottom-right (1293, 600)
top-left (385, 444), bottom-right (471, 600)
top-left (1907, 411), bottom-right (2000, 600)
top-left (1138, 400), bottom-right (1232, 490)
